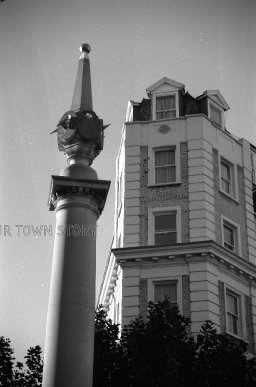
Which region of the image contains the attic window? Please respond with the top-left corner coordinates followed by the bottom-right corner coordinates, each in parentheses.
top-left (209, 103), bottom-right (222, 126)
top-left (156, 95), bottom-right (176, 119)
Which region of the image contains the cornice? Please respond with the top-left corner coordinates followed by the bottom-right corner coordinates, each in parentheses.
top-left (49, 175), bottom-right (110, 213)
top-left (100, 240), bottom-right (256, 309)
top-left (112, 240), bottom-right (256, 281)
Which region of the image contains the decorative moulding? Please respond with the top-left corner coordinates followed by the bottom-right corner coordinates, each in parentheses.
top-left (158, 124), bottom-right (171, 134)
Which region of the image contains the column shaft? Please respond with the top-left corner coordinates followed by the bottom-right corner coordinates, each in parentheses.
top-left (43, 195), bottom-right (98, 387)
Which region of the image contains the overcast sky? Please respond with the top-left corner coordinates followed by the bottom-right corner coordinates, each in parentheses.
top-left (0, 0), bottom-right (255, 361)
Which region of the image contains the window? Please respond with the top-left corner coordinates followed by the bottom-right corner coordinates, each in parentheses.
top-left (148, 276), bottom-right (182, 312)
top-left (220, 158), bottom-right (237, 198)
top-left (221, 160), bottom-right (232, 194)
top-left (114, 301), bottom-right (120, 325)
top-left (251, 153), bottom-right (256, 183)
top-left (117, 171), bottom-right (123, 211)
top-left (156, 95), bottom-right (176, 119)
top-left (226, 290), bottom-right (241, 336)
top-left (148, 145), bottom-right (180, 186)
top-left (148, 206), bottom-right (181, 245)
top-left (154, 148), bottom-right (176, 184)
top-left (223, 223), bottom-right (235, 251)
top-left (210, 103), bottom-right (222, 126)
top-left (154, 280), bottom-right (177, 304)
top-left (154, 212), bottom-right (177, 244)
top-left (253, 185), bottom-right (256, 214)
top-left (251, 153), bottom-right (256, 213)
top-left (221, 217), bottom-right (240, 255)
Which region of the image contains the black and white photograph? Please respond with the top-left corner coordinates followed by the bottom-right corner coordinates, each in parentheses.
top-left (0, 0), bottom-right (256, 386)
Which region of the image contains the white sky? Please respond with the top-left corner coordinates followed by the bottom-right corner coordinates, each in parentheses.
top-left (0, 0), bottom-right (255, 361)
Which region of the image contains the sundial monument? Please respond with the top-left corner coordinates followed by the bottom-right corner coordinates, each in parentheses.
top-left (43, 44), bottom-right (110, 387)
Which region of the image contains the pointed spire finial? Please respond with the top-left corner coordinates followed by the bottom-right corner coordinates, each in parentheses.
top-left (71, 43), bottom-right (93, 112)
top-left (51, 44), bottom-right (110, 164)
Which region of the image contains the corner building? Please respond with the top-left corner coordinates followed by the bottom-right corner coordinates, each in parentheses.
top-left (98, 77), bottom-right (256, 353)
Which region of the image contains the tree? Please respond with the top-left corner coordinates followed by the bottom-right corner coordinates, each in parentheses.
top-left (119, 300), bottom-right (195, 387)
top-left (93, 299), bottom-right (256, 387)
top-left (94, 301), bottom-right (195, 387)
top-left (93, 306), bottom-right (121, 387)
top-left (193, 321), bottom-right (256, 387)
top-left (0, 336), bottom-right (15, 387)
top-left (0, 337), bottom-right (43, 387)
top-left (2, 302), bottom-right (256, 386)
top-left (16, 346), bottom-right (43, 387)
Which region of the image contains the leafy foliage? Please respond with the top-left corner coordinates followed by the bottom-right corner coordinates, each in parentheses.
top-left (0, 336), bottom-right (15, 387)
top-left (1, 301), bottom-right (256, 386)
top-left (193, 321), bottom-right (256, 387)
top-left (93, 306), bottom-right (120, 386)
top-left (94, 299), bottom-right (256, 387)
top-left (0, 337), bottom-right (43, 387)
top-left (119, 300), bottom-right (195, 387)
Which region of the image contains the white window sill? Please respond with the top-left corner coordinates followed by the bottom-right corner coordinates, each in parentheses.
top-left (225, 331), bottom-right (247, 343)
top-left (148, 181), bottom-right (182, 188)
top-left (209, 119), bottom-right (223, 130)
top-left (219, 189), bottom-right (239, 204)
top-left (222, 244), bottom-right (238, 255)
top-left (152, 117), bottom-right (179, 123)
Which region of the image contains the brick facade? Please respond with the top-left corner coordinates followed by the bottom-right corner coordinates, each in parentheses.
top-left (139, 142), bottom-right (189, 245)
top-left (218, 280), bottom-right (226, 333)
top-left (139, 146), bottom-right (148, 245)
top-left (245, 295), bottom-right (255, 353)
top-left (139, 278), bottom-right (148, 322)
top-left (182, 275), bottom-right (191, 332)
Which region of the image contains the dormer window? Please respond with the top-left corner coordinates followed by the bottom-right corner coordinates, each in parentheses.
top-left (209, 103), bottom-right (222, 126)
top-left (153, 92), bottom-right (179, 120)
top-left (146, 77), bottom-right (184, 121)
top-left (197, 90), bottom-right (229, 130)
top-left (156, 95), bottom-right (176, 119)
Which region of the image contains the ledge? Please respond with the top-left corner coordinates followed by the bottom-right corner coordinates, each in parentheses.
top-left (147, 182), bottom-right (182, 188)
top-left (112, 240), bottom-right (256, 281)
top-left (219, 189), bottom-right (239, 204)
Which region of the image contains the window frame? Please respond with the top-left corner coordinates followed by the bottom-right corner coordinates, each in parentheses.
top-left (148, 206), bottom-right (181, 245)
top-left (155, 95), bottom-right (176, 120)
top-left (148, 276), bottom-right (182, 311)
top-left (148, 145), bottom-right (181, 186)
top-left (117, 170), bottom-right (124, 214)
top-left (224, 286), bottom-right (245, 339)
top-left (251, 152), bottom-right (256, 184)
top-left (154, 212), bottom-right (177, 245)
top-left (153, 280), bottom-right (178, 304)
top-left (221, 216), bottom-right (241, 256)
top-left (221, 160), bottom-right (232, 195)
top-left (152, 91), bottom-right (179, 120)
top-left (208, 100), bottom-right (224, 128)
top-left (154, 147), bottom-right (176, 185)
top-left (219, 156), bottom-right (238, 200)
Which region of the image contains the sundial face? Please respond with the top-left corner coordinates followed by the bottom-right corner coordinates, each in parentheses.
top-left (53, 109), bottom-right (106, 154)
top-left (77, 113), bottom-right (99, 142)
top-left (58, 125), bottom-right (76, 144)
top-left (57, 112), bottom-right (78, 144)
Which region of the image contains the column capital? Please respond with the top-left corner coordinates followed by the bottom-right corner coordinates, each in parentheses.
top-left (49, 175), bottom-right (110, 214)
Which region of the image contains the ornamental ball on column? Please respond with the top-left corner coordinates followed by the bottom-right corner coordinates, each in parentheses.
top-left (80, 43), bottom-right (91, 54)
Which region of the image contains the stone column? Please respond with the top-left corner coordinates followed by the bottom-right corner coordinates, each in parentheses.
top-left (43, 161), bottom-right (109, 387)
